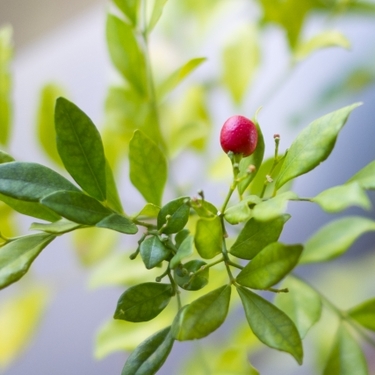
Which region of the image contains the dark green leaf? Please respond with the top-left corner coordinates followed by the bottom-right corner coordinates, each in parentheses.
top-left (174, 260), bottom-right (209, 291)
top-left (30, 218), bottom-right (81, 234)
top-left (106, 14), bottom-right (147, 96)
top-left (157, 197), bottom-right (190, 235)
top-left (147, 0), bottom-right (168, 32)
top-left (300, 216), bottom-right (375, 264)
top-left (140, 236), bottom-right (170, 269)
top-left (348, 298), bottom-right (375, 331)
top-left (105, 160), bottom-right (124, 213)
top-left (55, 97), bottom-right (107, 201)
top-left (157, 57), bottom-right (206, 99)
top-left (173, 285), bottom-right (231, 340)
top-left (170, 235), bottom-right (193, 268)
top-left (0, 161), bottom-right (79, 201)
top-left (96, 213), bottom-right (138, 234)
top-left (190, 198), bottom-right (217, 218)
top-left (129, 130), bottom-right (167, 206)
top-left (0, 149), bottom-right (14, 163)
top-left (236, 242), bottom-right (302, 289)
top-left (276, 103), bottom-right (362, 189)
top-left (121, 327), bottom-right (174, 375)
top-left (347, 160), bottom-right (375, 190)
top-left (0, 233), bottom-right (55, 289)
top-left (230, 215), bottom-right (289, 260)
top-left (323, 325), bottom-right (368, 375)
top-left (113, 0), bottom-right (140, 25)
top-left (194, 216), bottom-right (222, 259)
top-left (274, 276), bottom-right (322, 338)
top-left (114, 283), bottom-right (173, 322)
top-left (312, 182), bottom-right (371, 213)
top-left (238, 121), bottom-right (265, 195)
top-left (237, 286), bottom-right (303, 364)
top-left (41, 191), bottom-right (111, 225)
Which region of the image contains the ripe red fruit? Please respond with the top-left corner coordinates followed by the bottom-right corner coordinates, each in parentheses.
top-left (220, 115), bottom-right (258, 157)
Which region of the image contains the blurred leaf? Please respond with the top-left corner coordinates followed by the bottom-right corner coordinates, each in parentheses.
top-left (0, 161), bottom-right (79, 202)
top-left (0, 150), bottom-right (14, 163)
top-left (55, 97), bottom-right (107, 201)
top-left (140, 235), bottom-right (170, 269)
top-left (274, 276), bottom-right (322, 338)
top-left (172, 285), bottom-right (231, 340)
top-left (294, 30), bottom-right (350, 61)
top-left (114, 283), bottom-right (173, 322)
top-left (41, 191), bottom-right (111, 225)
top-left (129, 130), bottom-right (167, 206)
top-left (213, 347), bottom-right (259, 375)
top-left (252, 191), bottom-right (297, 221)
top-left (276, 103), bottom-right (362, 189)
top-left (0, 234), bottom-right (55, 289)
top-left (209, 153), bottom-right (232, 181)
top-left (348, 298), bottom-right (375, 331)
top-left (105, 160), bottom-right (124, 213)
top-left (113, 0), bottom-right (140, 26)
top-left (300, 216), bottom-right (375, 264)
top-left (237, 286), bottom-right (303, 364)
top-left (147, 0), bottom-right (169, 32)
top-left (0, 285), bottom-right (49, 368)
top-left (222, 24), bottom-right (260, 104)
top-left (121, 327), bottom-right (174, 375)
top-left (195, 216), bottom-right (222, 259)
top-left (96, 213), bottom-right (138, 234)
top-left (347, 160), bottom-right (375, 190)
top-left (323, 325), bottom-right (368, 375)
top-left (157, 57), bottom-right (206, 100)
top-left (106, 14), bottom-right (147, 96)
top-left (133, 203), bottom-right (160, 219)
top-left (30, 218), bottom-right (81, 234)
top-left (174, 259), bottom-right (209, 291)
top-left (224, 200), bottom-right (252, 225)
top-left (312, 182), bottom-right (371, 213)
top-left (157, 197), bottom-right (190, 235)
top-left (170, 234), bottom-right (193, 268)
top-left (0, 25), bottom-right (12, 145)
top-left (236, 242), bottom-right (302, 289)
top-left (36, 84), bottom-right (65, 166)
top-left (230, 215), bottom-right (289, 260)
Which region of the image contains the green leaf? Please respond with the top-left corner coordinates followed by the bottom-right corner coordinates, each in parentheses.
top-left (157, 57), bottom-right (206, 99)
top-left (140, 236), bottom-right (170, 269)
top-left (222, 24), bottom-right (260, 104)
top-left (30, 218), bottom-right (81, 234)
top-left (121, 327), bottom-right (174, 375)
top-left (294, 30), bottom-right (351, 61)
top-left (300, 216), bottom-right (375, 264)
top-left (174, 229), bottom-right (190, 248)
top-left (237, 121), bottom-right (265, 195)
top-left (190, 198), bottom-right (217, 218)
top-left (170, 235), bottom-right (193, 269)
top-left (224, 201), bottom-right (252, 225)
top-left (36, 83), bottom-right (65, 166)
top-left (230, 215), bottom-right (289, 260)
top-left (236, 242), bottom-right (302, 289)
top-left (105, 160), bottom-right (124, 213)
top-left (106, 14), bottom-right (147, 96)
top-left (172, 285), bottom-right (231, 340)
top-left (55, 97), bottom-right (107, 201)
top-left (0, 193), bottom-right (61, 222)
top-left (276, 103), bottom-right (362, 189)
top-left (0, 161), bottom-right (79, 202)
top-left (114, 283), bottom-right (173, 322)
top-left (129, 130), bottom-right (167, 206)
top-left (96, 213), bottom-right (138, 234)
top-left (274, 276), bottom-right (322, 338)
top-left (252, 191), bottom-right (297, 222)
top-left (113, 0), bottom-right (140, 25)
top-left (147, 0), bottom-right (168, 32)
top-left (0, 234), bottom-right (55, 289)
top-left (0, 150), bottom-right (14, 164)
top-left (133, 203), bottom-right (160, 219)
top-left (312, 182), bottom-right (371, 213)
top-left (194, 216), bottom-right (222, 259)
top-left (174, 260), bottom-right (209, 291)
top-left (323, 325), bottom-right (368, 375)
top-left (41, 191), bottom-right (111, 225)
top-left (348, 298), bottom-right (375, 331)
top-left (237, 286), bottom-right (303, 364)
top-left (0, 25), bottom-right (13, 146)
top-left (347, 160), bottom-right (375, 190)
top-left (157, 197), bottom-right (190, 235)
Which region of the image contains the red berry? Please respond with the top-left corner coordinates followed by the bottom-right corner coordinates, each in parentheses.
top-left (220, 115), bottom-right (258, 157)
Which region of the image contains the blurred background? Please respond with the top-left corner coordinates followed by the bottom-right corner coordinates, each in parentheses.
top-left (0, 0), bottom-right (375, 374)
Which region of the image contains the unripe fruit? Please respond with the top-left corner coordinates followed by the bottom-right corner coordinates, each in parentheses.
top-left (220, 115), bottom-right (258, 157)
